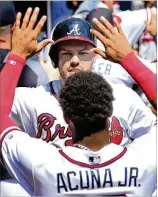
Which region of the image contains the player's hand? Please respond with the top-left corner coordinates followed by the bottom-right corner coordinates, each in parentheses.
top-left (90, 17), bottom-right (133, 62)
top-left (11, 7), bottom-right (54, 59)
top-left (145, 8), bottom-right (157, 36)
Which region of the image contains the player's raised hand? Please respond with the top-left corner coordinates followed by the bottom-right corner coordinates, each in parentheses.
top-left (90, 16), bottom-right (133, 62)
top-left (11, 7), bottom-right (54, 59)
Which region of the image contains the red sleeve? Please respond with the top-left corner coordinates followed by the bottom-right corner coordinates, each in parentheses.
top-left (0, 54), bottom-right (26, 133)
top-left (120, 52), bottom-right (156, 102)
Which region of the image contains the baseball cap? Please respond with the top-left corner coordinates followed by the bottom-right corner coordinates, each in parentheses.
top-left (0, 1), bottom-right (16, 27)
top-left (86, 8), bottom-right (114, 28)
top-left (49, 17), bottom-right (97, 68)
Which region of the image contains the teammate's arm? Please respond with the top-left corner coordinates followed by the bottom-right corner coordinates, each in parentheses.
top-left (0, 8), bottom-right (54, 195)
top-left (0, 5), bottom-right (53, 135)
top-left (90, 17), bottom-right (157, 110)
top-left (5, 8), bottom-right (53, 132)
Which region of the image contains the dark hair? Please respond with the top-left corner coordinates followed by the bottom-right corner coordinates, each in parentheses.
top-left (59, 72), bottom-right (114, 142)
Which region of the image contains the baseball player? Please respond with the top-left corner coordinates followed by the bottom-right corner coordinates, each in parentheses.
top-left (135, 2), bottom-right (157, 62)
top-left (90, 14), bottom-right (157, 110)
top-left (85, 8), bottom-right (156, 109)
top-left (0, 67), bottom-right (156, 196)
top-left (1, 7), bottom-right (156, 196)
top-left (74, 0), bottom-right (156, 47)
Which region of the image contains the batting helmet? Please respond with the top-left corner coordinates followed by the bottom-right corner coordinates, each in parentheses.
top-left (49, 17), bottom-right (96, 68)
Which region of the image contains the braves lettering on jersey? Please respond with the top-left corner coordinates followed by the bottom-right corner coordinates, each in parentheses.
top-left (11, 80), bottom-right (156, 148)
top-left (1, 125), bottom-right (156, 196)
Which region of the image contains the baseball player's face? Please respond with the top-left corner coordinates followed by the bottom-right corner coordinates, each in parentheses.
top-left (58, 40), bottom-right (95, 80)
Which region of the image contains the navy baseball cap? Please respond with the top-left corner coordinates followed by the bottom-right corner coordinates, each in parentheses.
top-left (0, 1), bottom-right (16, 27)
top-left (86, 8), bottom-right (114, 28)
top-left (86, 8), bottom-right (122, 28)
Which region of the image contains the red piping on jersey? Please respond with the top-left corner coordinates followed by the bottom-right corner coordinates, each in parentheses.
top-left (152, 59), bottom-right (157, 63)
top-left (49, 82), bottom-right (59, 100)
top-left (59, 147), bottom-right (127, 168)
top-left (142, 38), bottom-right (154, 42)
top-left (113, 1), bottom-right (119, 5)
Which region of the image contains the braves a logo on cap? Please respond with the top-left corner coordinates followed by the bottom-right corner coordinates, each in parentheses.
top-left (67, 24), bottom-right (81, 35)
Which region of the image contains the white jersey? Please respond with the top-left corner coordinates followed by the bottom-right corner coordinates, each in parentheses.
top-left (93, 56), bottom-right (156, 88)
top-left (92, 55), bottom-right (156, 107)
top-left (11, 80), bottom-right (156, 147)
top-left (1, 125), bottom-right (156, 196)
top-left (138, 32), bottom-right (157, 62)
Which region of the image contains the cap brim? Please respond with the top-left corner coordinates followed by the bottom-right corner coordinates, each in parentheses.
top-left (49, 35), bottom-right (96, 68)
top-left (50, 35), bottom-right (96, 52)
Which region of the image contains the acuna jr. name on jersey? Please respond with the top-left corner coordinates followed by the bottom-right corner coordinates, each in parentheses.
top-left (57, 167), bottom-right (140, 193)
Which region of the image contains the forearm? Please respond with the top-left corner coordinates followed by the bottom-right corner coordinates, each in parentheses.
top-left (0, 54), bottom-right (26, 132)
top-left (121, 52), bottom-right (157, 109)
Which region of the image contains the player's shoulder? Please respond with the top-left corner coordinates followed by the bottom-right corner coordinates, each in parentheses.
top-left (108, 81), bottom-right (146, 110)
top-left (15, 81), bottom-right (55, 99)
top-left (109, 81), bottom-right (137, 98)
top-left (127, 125), bottom-right (156, 166)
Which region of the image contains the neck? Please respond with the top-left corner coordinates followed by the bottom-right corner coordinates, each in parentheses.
top-left (76, 130), bottom-right (110, 152)
top-left (0, 39), bottom-right (10, 49)
top-left (0, 34), bottom-right (11, 49)
top-left (60, 77), bottom-right (65, 87)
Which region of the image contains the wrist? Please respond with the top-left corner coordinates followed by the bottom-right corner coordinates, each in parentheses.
top-left (120, 51), bottom-right (135, 64)
top-left (119, 49), bottom-right (133, 62)
top-left (8, 53), bottom-right (26, 66)
top-left (10, 50), bottom-right (27, 60)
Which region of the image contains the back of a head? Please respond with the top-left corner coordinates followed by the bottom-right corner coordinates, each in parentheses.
top-left (0, 1), bottom-right (16, 27)
top-left (86, 8), bottom-right (113, 28)
top-left (59, 72), bottom-right (114, 141)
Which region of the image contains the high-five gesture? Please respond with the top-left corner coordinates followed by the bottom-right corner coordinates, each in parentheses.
top-left (90, 17), bottom-right (133, 62)
top-left (11, 7), bottom-right (54, 59)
